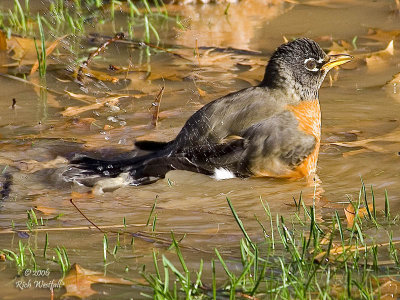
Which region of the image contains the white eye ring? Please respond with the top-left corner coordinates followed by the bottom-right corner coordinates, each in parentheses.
top-left (304, 58), bottom-right (318, 72)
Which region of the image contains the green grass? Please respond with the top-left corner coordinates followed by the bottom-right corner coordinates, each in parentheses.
top-left (2, 0), bottom-right (173, 41)
top-left (139, 184), bottom-right (400, 299)
top-left (1, 180), bottom-right (399, 299)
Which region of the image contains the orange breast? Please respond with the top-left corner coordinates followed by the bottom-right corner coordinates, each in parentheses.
top-left (287, 100), bottom-right (321, 177)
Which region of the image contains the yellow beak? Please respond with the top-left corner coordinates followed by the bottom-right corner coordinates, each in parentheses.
top-left (321, 54), bottom-right (353, 71)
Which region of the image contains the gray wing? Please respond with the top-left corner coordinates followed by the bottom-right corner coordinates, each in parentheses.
top-left (172, 87), bottom-right (285, 151)
top-left (158, 110), bottom-right (317, 178)
top-left (235, 110), bottom-right (317, 176)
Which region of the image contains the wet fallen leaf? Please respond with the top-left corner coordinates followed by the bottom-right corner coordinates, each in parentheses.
top-left (327, 40), bottom-right (359, 70)
top-left (196, 85), bottom-right (207, 97)
top-left (364, 28), bottom-right (400, 43)
top-left (64, 91), bottom-right (97, 103)
top-left (61, 95), bottom-right (128, 117)
top-left (62, 264), bottom-right (132, 299)
top-left (344, 202), bottom-right (373, 228)
top-left (17, 156), bottom-right (68, 173)
top-left (376, 277), bottom-right (400, 299)
top-left (365, 40), bottom-right (394, 70)
top-left (0, 30), bottom-right (7, 51)
top-left (147, 70), bottom-right (181, 81)
top-left (103, 124), bottom-right (114, 130)
top-left (30, 35), bottom-right (67, 75)
top-left (76, 67), bottom-right (119, 83)
top-left (63, 117), bottom-right (97, 129)
top-left (34, 206), bottom-right (57, 215)
top-left (0, 156), bottom-right (68, 173)
top-left (314, 244), bottom-right (368, 263)
top-left (71, 191), bottom-right (95, 199)
top-left (332, 125), bottom-right (400, 154)
top-left (327, 40), bottom-right (351, 53)
top-left (6, 36), bottom-right (49, 66)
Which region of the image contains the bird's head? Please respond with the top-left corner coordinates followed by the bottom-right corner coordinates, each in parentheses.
top-left (260, 38), bottom-right (352, 101)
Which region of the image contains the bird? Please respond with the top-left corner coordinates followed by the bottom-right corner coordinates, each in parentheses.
top-left (64, 38), bottom-right (352, 190)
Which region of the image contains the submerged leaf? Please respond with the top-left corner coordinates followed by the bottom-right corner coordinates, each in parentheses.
top-left (377, 277), bottom-right (400, 299)
top-left (62, 264), bottom-right (132, 299)
top-left (364, 28), bottom-right (400, 43)
top-left (34, 206), bottom-right (57, 215)
top-left (364, 40), bottom-right (394, 70)
top-left (6, 36), bottom-right (49, 66)
top-left (61, 95), bottom-right (129, 117)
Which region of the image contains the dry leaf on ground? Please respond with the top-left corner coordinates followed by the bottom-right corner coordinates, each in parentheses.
top-left (62, 264), bottom-right (132, 299)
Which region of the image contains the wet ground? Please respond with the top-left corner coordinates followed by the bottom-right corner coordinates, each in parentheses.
top-left (1, 0), bottom-right (400, 298)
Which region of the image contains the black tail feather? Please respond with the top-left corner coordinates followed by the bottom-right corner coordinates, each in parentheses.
top-left (134, 140), bottom-right (172, 151)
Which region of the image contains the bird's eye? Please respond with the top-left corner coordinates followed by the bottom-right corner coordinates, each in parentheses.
top-left (304, 58), bottom-right (318, 71)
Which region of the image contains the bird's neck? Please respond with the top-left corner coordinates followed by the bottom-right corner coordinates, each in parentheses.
top-left (260, 62), bottom-right (320, 101)
top-left (287, 99), bottom-right (321, 140)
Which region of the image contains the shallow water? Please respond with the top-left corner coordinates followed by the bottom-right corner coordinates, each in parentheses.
top-left (0, 0), bottom-right (400, 298)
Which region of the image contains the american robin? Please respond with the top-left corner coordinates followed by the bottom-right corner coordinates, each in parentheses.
top-left (66, 38), bottom-right (352, 187)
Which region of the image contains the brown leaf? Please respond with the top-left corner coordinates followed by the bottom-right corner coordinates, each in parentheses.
top-left (64, 117), bottom-right (97, 129)
top-left (344, 202), bottom-right (372, 228)
top-left (375, 277), bottom-right (400, 298)
top-left (62, 263), bottom-right (132, 299)
top-left (364, 40), bottom-right (394, 70)
top-left (64, 91), bottom-right (97, 103)
top-left (61, 96), bottom-right (127, 117)
top-left (314, 244), bottom-right (369, 263)
top-left (332, 125), bottom-right (400, 154)
top-left (30, 35), bottom-right (67, 75)
top-left (7, 156), bottom-right (68, 173)
top-left (71, 191), bottom-right (95, 199)
top-left (6, 36), bottom-right (49, 66)
top-left (103, 124), bottom-right (114, 130)
top-left (34, 206), bottom-right (57, 215)
top-left (196, 86), bottom-right (207, 97)
top-left (74, 67), bottom-right (119, 83)
top-left (364, 28), bottom-right (400, 43)
top-left (0, 30), bottom-right (7, 51)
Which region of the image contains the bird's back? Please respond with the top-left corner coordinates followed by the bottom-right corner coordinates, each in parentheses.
top-left (170, 86), bottom-right (289, 152)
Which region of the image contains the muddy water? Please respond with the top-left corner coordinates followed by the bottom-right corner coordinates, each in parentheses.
top-left (1, 0), bottom-right (400, 299)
